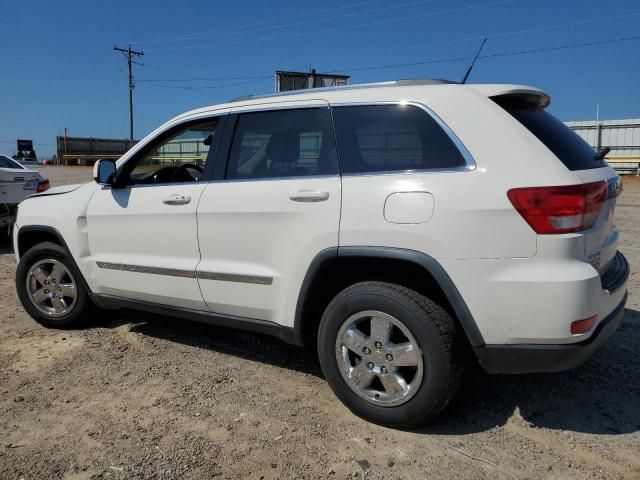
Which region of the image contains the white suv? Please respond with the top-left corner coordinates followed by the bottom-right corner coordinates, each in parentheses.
top-left (13, 80), bottom-right (629, 427)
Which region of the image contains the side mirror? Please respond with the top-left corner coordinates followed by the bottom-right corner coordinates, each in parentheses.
top-left (93, 159), bottom-right (117, 186)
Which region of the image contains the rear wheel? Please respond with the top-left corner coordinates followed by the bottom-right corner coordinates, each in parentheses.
top-left (16, 241), bottom-right (93, 327)
top-left (318, 281), bottom-right (462, 427)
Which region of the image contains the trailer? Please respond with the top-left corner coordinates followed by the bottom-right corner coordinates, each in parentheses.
top-left (56, 136), bottom-right (138, 166)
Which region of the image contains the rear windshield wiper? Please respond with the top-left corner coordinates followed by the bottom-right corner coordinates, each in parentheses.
top-left (595, 146), bottom-right (611, 161)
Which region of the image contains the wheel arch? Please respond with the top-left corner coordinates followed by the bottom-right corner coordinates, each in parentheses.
top-left (15, 225), bottom-right (95, 296)
top-left (16, 225), bottom-right (68, 259)
top-left (293, 246), bottom-right (485, 349)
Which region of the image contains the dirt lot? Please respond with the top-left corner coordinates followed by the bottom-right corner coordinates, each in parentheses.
top-left (1, 167), bottom-right (639, 480)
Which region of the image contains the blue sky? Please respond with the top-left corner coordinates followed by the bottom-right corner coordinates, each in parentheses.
top-left (1, 0), bottom-right (639, 157)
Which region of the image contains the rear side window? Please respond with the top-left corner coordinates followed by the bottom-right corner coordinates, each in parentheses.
top-left (0, 155), bottom-right (22, 169)
top-left (495, 99), bottom-right (605, 171)
top-left (226, 108), bottom-right (339, 179)
top-left (332, 104), bottom-right (467, 174)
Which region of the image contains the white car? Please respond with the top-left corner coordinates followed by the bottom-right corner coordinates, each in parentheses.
top-left (0, 155), bottom-right (49, 203)
top-left (12, 80), bottom-right (629, 426)
top-left (1, 155), bottom-right (49, 234)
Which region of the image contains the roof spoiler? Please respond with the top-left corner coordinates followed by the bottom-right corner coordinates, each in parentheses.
top-left (471, 85), bottom-right (551, 109)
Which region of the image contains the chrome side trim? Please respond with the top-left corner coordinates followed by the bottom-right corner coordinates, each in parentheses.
top-left (196, 271), bottom-right (273, 285)
top-left (96, 261), bottom-right (273, 285)
top-left (96, 262), bottom-right (196, 278)
top-left (230, 102), bottom-right (329, 115)
top-left (329, 100), bottom-right (477, 172)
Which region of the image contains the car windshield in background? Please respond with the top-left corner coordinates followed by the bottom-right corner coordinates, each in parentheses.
top-left (495, 100), bottom-right (605, 171)
top-left (0, 155), bottom-right (24, 169)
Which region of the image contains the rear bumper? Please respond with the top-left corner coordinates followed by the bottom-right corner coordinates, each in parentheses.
top-left (475, 291), bottom-right (627, 374)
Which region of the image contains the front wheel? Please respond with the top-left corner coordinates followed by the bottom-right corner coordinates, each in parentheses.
top-left (317, 281), bottom-right (462, 427)
top-left (16, 241), bottom-right (93, 328)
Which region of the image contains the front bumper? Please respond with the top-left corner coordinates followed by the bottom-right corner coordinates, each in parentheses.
top-left (475, 291), bottom-right (627, 374)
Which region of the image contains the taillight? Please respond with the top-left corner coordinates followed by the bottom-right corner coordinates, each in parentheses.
top-left (36, 179), bottom-right (50, 192)
top-left (507, 181), bottom-right (607, 234)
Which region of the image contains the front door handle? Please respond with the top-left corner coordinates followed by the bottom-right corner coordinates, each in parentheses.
top-left (289, 190), bottom-right (330, 202)
top-left (163, 194), bottom-right (191, 205)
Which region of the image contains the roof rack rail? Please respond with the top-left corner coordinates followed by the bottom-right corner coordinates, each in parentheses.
top-left (227, 78), bottom-right (457, 103)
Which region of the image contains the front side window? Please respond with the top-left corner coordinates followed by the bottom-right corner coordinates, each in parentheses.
top-left (226, 108), bottom-right (339, 179)
top-left (332, 104), bottom-right (467, 174)
top-left (122, 118), bottom-right (220, 185)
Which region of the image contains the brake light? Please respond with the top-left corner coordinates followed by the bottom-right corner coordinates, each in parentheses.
top-left (507, 181), bottom-right (607, 234)
top-left (36, 179), bottom-right (50, 192)
top-left (571, 315), bottom-right (597, 335)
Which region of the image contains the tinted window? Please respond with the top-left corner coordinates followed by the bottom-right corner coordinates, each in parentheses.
top-left (0, 155), bottom-right (22, 169)
top-left (226, 108), bottom-right (339, 179)
top-left (496, 99), bottom-right (605, 171)
top-left (332, 105), bottom-right (467, 174)
top-left (123, 118), bottom-right (219, 185)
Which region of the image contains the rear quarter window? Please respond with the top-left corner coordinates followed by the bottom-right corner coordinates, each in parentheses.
top-left (495, 98), bottom-right (606, 171)
top-left (331, 104), bottom-right (467, 174)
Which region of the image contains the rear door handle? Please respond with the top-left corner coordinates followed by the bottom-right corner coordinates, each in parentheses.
top-left (163, 194), bottom-right (191, 205)
top-left (289, 190), bottom-right (330, 202)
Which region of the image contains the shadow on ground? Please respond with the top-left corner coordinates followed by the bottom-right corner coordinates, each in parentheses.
top-left (0, 236), bottom-right (14, 254)
top-left (88, 304), bottom-right (640, 437)
top-left (426, 308), bottom-right (640, 436)
top-left (5, 236), bottom-right (638, 436)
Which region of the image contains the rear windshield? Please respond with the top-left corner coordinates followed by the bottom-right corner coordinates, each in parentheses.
top-left (495, 98), bottom-right (606, 171)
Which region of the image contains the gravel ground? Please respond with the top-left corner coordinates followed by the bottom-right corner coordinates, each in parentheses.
top-left (1, 167), bottom-right (639, 480)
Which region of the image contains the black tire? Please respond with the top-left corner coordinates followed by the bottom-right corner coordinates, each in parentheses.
top-left (16, 241), bottom-right (93, 328)
top-left (317, 281), bottom-right (463, 428)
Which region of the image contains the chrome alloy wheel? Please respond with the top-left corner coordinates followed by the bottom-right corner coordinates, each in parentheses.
top-left (335, 310), bottom-right (424, 407)
top-left (26, 258), bottom-right (77, 317)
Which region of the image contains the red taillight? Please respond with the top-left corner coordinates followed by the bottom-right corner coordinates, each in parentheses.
top-left (507, 181), bottom-right (607, 234)
top-left (36, 179), bottom-right (50, 193)
top-left (571, 315), bottom-right (597, 335)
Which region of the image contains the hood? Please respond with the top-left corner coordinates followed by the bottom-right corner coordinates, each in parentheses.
top-left (25, 182), bottom-right (86, 199)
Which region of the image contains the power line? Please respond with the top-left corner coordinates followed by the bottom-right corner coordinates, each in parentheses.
top-left (0, 139), bottom-right (56, 146)
top-left (135, 0), bottom-right (439, 46)
top-left (129, 0), bottom-right (388, 45)
top-left (135, 12), bottom-right (640, 85)
top-left (114, 45), bottom-right (144, 140)
top-left (137, 75), bottom-right (271, 83)
top-left (324, 34), bottom-right (640, 74)
top-left (300, 11), bottom-right (640, 65)
top-left (138, 34), bottom-right (640, 94)
top-left (146, 0), bottom-right (517, 52)
top-left (141, 76), bottom-right (272, 91)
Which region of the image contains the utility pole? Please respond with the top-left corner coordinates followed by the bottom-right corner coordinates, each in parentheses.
top-left (114, 45), bottom-right (144, 141)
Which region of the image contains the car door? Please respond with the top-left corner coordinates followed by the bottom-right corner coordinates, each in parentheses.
top-left (85, 115), bottom-right (226, 309)
top-left (196, 103), bottom-right (341, 326)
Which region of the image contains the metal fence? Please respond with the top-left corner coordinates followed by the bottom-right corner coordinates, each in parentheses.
top-left (566, 119), bottom-right (640, 175)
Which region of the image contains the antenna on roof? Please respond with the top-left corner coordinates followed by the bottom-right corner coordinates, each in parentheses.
top-left (461, 38), bottom-right (487, 84)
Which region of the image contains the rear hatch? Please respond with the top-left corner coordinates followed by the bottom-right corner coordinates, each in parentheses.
top-left (492, 93), bottom-right (621, 275)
